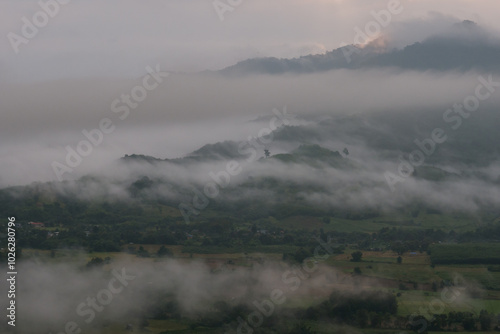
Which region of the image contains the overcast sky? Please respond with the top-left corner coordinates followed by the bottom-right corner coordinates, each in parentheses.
top-left (1, 0), bottom-right (499, 82)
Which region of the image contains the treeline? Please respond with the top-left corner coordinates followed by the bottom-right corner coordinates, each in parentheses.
top-left (6, 217), bottom-right (500, 258)
top-left (143, 290), bottom-right (498, 333)
top-left (301, 290), bottom-right (397, 326)
top-left (458, 222), bottom-right (500, 242)
top-left (429, 243), bottom-right (500, 265)
top-left (144, 290), bottom-right (398, 333)
top-left (409, 310), bottom-right (496, 332)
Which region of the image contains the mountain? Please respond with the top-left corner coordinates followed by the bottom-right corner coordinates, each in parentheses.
top-left (219, 21), bottom-right (500, 76)
top-left (184, 141), bottom-right (248, 161)
top-left (118, 105), bottom-right (500, 170)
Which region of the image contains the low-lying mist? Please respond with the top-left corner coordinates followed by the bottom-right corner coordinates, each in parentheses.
top-left (0, 253), bottom-right (488, 334)
top-left (1, 67), bottom-right (498, 188)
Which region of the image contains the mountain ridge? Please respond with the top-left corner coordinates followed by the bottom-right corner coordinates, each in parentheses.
top-left (218, 21), bottom-right (500, 76)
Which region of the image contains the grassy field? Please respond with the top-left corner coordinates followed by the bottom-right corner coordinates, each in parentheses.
top-left (396, 290), bottom-right (500, 316)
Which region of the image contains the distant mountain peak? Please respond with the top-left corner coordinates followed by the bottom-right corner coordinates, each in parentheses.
top-left (187, 140), bottom-right (247, 160)
top-left (454, 20), bottom-right (478, 29)
top-left (219, 21), bottom-right (500, 75)
top-left (121, 154), bottom-right (166, 164)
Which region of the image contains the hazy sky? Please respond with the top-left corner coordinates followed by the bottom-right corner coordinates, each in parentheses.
top-left (1, 0), bottom-right (500, 82)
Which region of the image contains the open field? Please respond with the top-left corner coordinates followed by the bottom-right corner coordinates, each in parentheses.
top-left (10, 246), bottom-right (500, 334)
